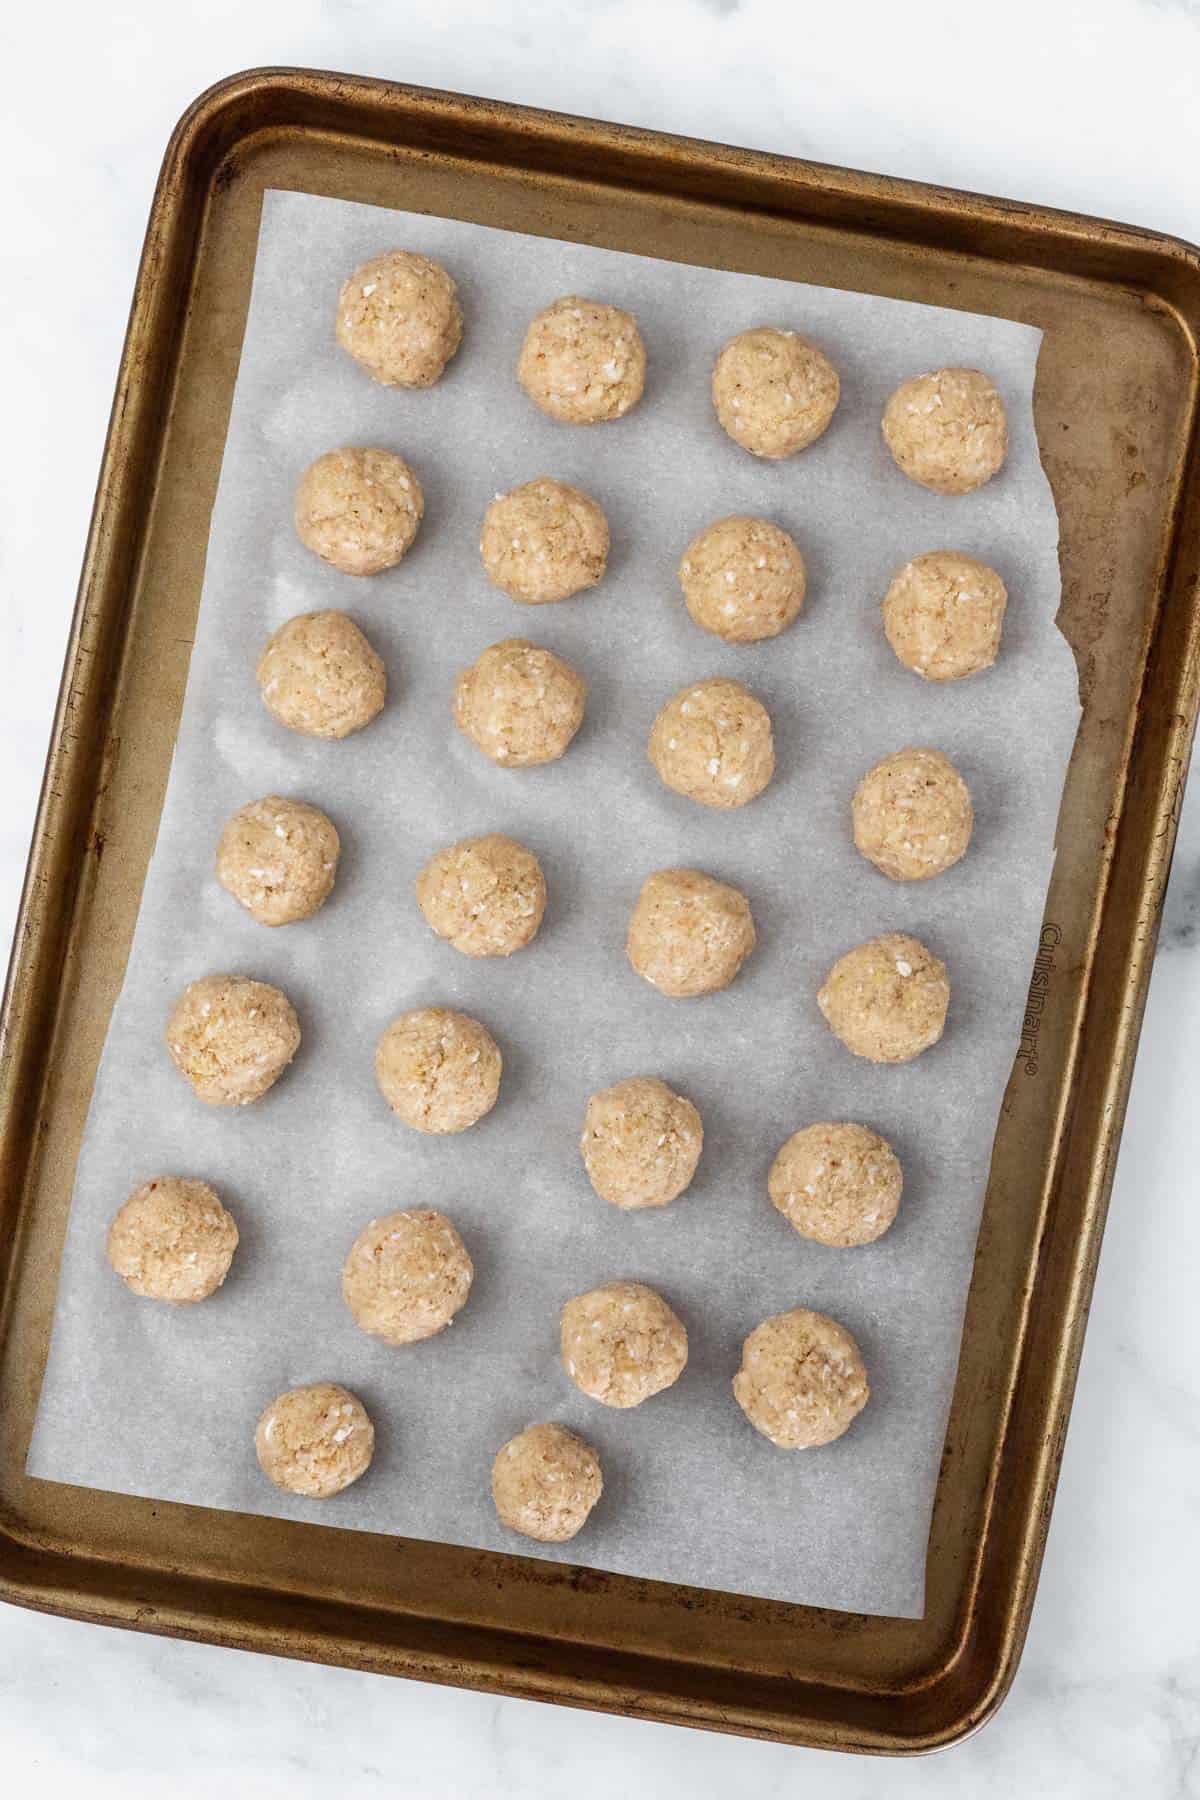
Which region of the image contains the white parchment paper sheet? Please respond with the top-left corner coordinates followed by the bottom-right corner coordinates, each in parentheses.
top-left (28, 189), bottom-right (1079, 1618)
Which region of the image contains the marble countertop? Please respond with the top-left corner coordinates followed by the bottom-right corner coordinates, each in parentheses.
top-left (2, 1), bottom-right (1198, 1792)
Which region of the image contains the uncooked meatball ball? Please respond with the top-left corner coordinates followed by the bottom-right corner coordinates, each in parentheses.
top-left (480, 478), bottom-right (609, 604)
top-left (882, 368), bottom-right (1007, 494)
top-left (518, 296), bottom-right (646, 424)
top-left (294, 447), bottom-right (423, 577)
top-left (561, 1281), bottom-right (687, 1408)
top-left (679, 514), bottom-right (806, 644)
top-left (768, 1123), bottom-right (902, 1248)
top-left (166, 974), bottom-right (300, 1105)
top-left (852, 748), bottom-right (973, 881)
top-left (581, 1076), bottom-right (703, 1210)
top-left (216, 796), bottom-right (340, 926)
top-left (336, 249), bottom-right (462, 388)
top-left (416, 834), bottom-right (546, 958)
top-left (342, 1209), bottom-right (474, 1345)
top-left (882, 551), bottom-right (1008, 681)
top-left (255, 1383), bottom-right (375, 1498)
top-left (648, 677), bottom-right (775, 809)
top-left (453, 637), bottom-right (586, 768)
top-left (106, 1177), bottom-right (238, 1303)
top-left (733, 1309), bottom-right (869, 1448)
top-left (492, 1423), bottom-right (603, 1543)
top-left (712, 327), bottom-right (839, 459)
top-left (818, 932), bottom-right (949, 1064)
top-left (257, 610), bottom-right (386, 739)
top-left (375, 1007), bottom-right (502, 1133)
top-left (627, 868), bottom-right (756, 998)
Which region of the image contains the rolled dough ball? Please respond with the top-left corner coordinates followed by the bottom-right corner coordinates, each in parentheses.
top-left (561, 1281), bottom-right (688, 1409)
top-left (216, 795), bottom-right (340, 926)
top-left (818, 932), bottom-right (949, 1064)
top-left (882, 551), bottom-right (1008, 682)
top-left (679, 514), bottom-right (806, 644)
top-left (492, 1422), bottom-right (603, 1543)
top-left (106, 1176), bottom-right (238, 1303)
top-left (480, 478), bottom-right (609, 604)
top-left (648, 677), bottom-right (775, 809)
top-left (336, 249), bottom-right (462, 388)
top-left (882, 368), bottom-right (1008, 494)
top-left (375, 1007), bottom-right (502, 1133)
top-left (581, 1076), bottom-right (703, 1210)
top-left (342, 1209), bottom-right (474, 1345)
top-left (627, 867), bottom-right (756, 998)
top-left (518, 296), bottom-right (646, 424)
top-left (294, 447), bottom-right (423, 576)
top-left (733, 1308), bottom-right (869, 1448)
top-left (453, 637), bottom-right (586, 767)
top-left (257, 610), bottom-right (386, 739)
top-left (852, 748), bottom-right (973, 881)
top-left (415, 833), bottom-right (546, 958)
top-left (768, 1123), bottom-right (902, 1248)
top-left (712, 327), bottom-right (840, 459)
top-left (255, 1383), bottom-right (375, 1498)
top-left (166, 974), bottom-right (300, 1105)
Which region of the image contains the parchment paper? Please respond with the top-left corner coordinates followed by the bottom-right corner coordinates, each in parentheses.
top-left (28, 190), bottom-right (1079, 1618)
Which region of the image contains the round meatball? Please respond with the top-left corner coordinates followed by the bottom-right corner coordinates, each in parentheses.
top-left (852, 748), bottom-right (973, 882)
top-left (375, 1007), bottom-right (502, 1133)
top-left (648, 677), bottom-right (775, 809)
top-left (561, 1281), bottom-right (687, 1409)
top-left (733, 1309), bottom-right (869, 1448)
top-left (768, 1123), bottom-right (902, 1248)
top-left (882, 367), bottom-right (1008, 494)
top-left (453, 637), bottom-right (586, 768)
top-left (518, 296), bottom-right (646, 424)
top-left (106, 1176), bottom-right (238, 1303)
top-left (216, 796), bottom-right (340, 926)
top-left (342, 1209), bottom-right (474, 1345)
top-left (712, 327), bottom-right (839, 459)
top-left (492, 1423), bottom-right (603, 1543)
top-left (679, 514), bottom-right (806, 643)
top-left (627, 868), bottom-right (756, 998)
top-left (818, 932), bottom-right (949, 1064)
top-left (415, 834), bottom-right (546, 958)
top-left (581, 1076), bottom-right (703, 1210)
top-left (294, 447), bottom-right (423, 577)
top-left (480, 478), bottom-right (609, 604)
top-left (255, 1383), bottom-right (375, 1498)
top-left (257, 611), bottom-right (386, 739)
top-left (882, 551), bottom-right (1008, 682)
top-left (166, 974), bottom-right (300, 1105)
top-left (335, 249), bottom-right (462, 388)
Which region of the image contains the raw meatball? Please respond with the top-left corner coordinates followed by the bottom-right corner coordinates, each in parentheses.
top-left (648, 677), bottom-right (775, 809)
top-left (627, 867), bottom-right (756, 998)
top-left (480, 478), bottom-right (609, 604)
top-left (733, 1308), bottom-right (869, 1448)
top-left (818, 932), bottom-right (949, 1064)
top-left (561, 1281), bottom-right (687, 1409)
top-left (852, 748), bottom-right (973, 881)
top-left (294, 447), bottom-right (423, 577)
top-left (712, 327), bottom-right (839, 459)
top-left (882, 551), bottom-right (1008, 681)
top-left (492, 1423), bottom-right (603, 1543)
top-left (581, 1076), bottom-right (703, 1210)
top-left (106, 1176), bottom-right (238, 1303)
top-left (768, 1123), bottom-right (902, 1248)
top-left (216, 795), bottom-right (340, 926)
top-left (335, 249), bottom-right (462, 388)
top-left (679, 514), bottom-right (806, 643)
top-left (882, 368), bottom-right (1008, 494)
top-left (416, 834), bottom-right (546, 958)
top-left (342, 1209), bottom-right (474, 1345)
top-left (257, 610), bottom-right (386, 739)
top-left (453, 637), bottom-right (586, 767)
top-left (166, 974), bottom-right (300, 1105)
top-left (255, 1383), bottom-right (375, 1498)
top-left (518, 296), bottom-right (646, 424)
top-left (375, 1007), bottom-right (502, 1133)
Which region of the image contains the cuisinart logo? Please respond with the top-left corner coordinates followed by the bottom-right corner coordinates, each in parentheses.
top-left (1019, 924), bottom-right (1061, 1074)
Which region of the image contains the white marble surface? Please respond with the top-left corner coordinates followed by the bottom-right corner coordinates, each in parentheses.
top-left (1, 0), bottom-right (1198, 1791)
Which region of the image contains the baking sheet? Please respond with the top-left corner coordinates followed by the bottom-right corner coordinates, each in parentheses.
top-left (27, 189), bottom-right (1079, 1618)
